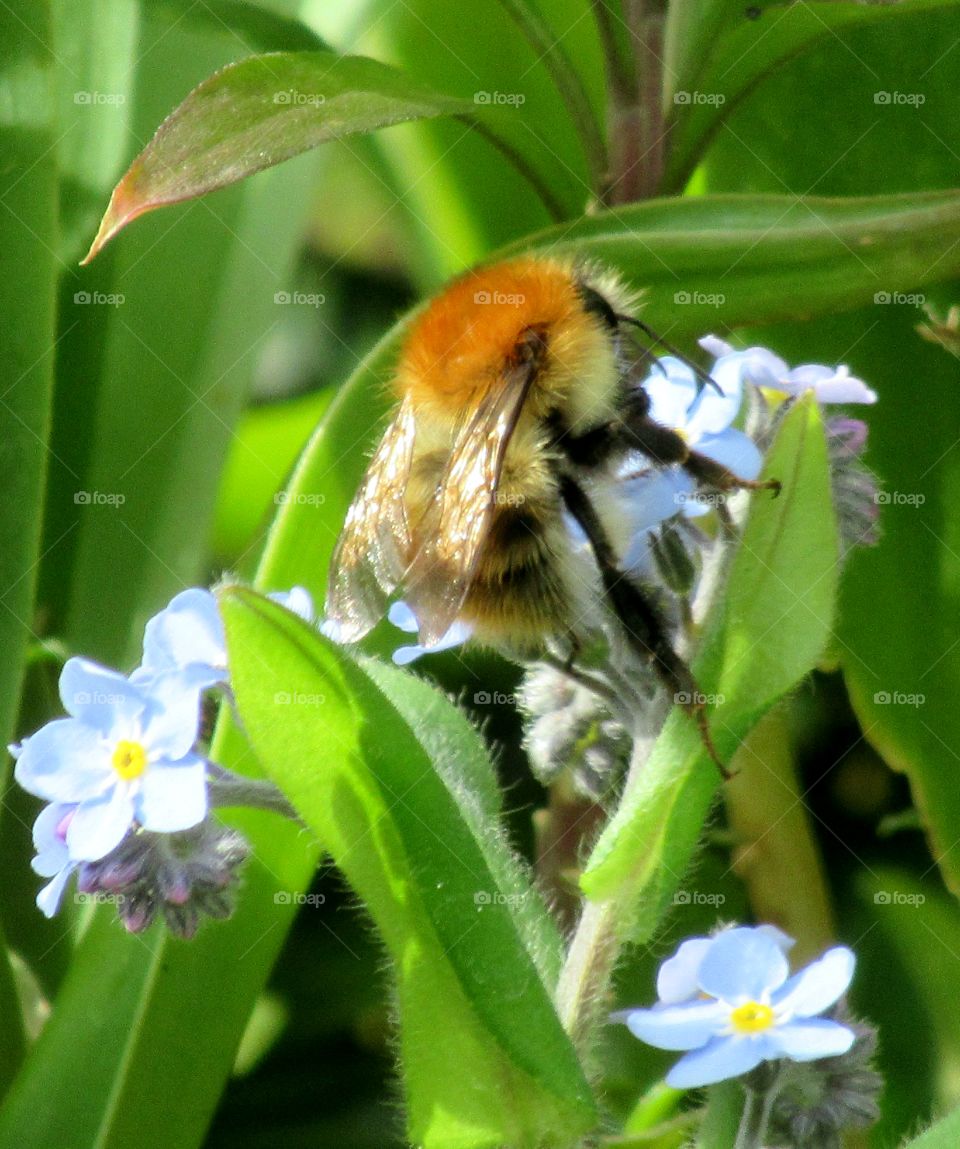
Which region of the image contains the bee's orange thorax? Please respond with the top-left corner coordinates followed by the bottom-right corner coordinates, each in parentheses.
top-left (395, 257), bottom-right (592, 415)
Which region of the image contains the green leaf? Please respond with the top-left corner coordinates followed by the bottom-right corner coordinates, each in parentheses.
top-left (83, 51), bottom-right (469, 261)
top-left (663, 0), bottom-right (960, 190)
top-left (220, 589), bottom-right (596, 1149)
top-left (512, 190), bottom-right (960, 332)
top-left (211, 388), bottom-right (333, 570)
top-left (580, 397), bottom-right (838, 930)
top-left (900, 1105), bottom-right (960, 1147)
top-left (352, 0), bottom-right (599, 277)
top-left (51, 0), bottom-right (141, 263)
top-left (0, 0), bottom-right (58, 763)
top-left (841, 328), bottom-right (960, 898)
top-left (0, 0), bottom-right (58, 1092)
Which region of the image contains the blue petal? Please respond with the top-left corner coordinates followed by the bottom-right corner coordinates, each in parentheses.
top-left (141, 588), bottom-right (227, 676)
top-left (619, 464), bottom-right (692, 528)
top-left (698, 334), bottom-right (734, 360)
top-left (623, 998), bottom-right (728, 1051)
top-left (31, 802), bottom-right (74, 876)
top-left (694, 430), bottom-right (763, 481)
top-left (59, 657), bottom-right (146, 732)
top-left (684, 375), bottom-right (743, 439)
top-left (66, 786), bottom-right (134, 861)
top-left (666, 1034), bottom-right (769, 1088)
top-left (388, 601), bottom-right (420, 634)
top-left (14, 719), bottom-right (112, 803)
top-left (767, 1018), bottom-right (855, 1061)
top-left (791, 366), bottom-right (876, 405)
top-left (618, 469), bottom-right (690, 569)
top-left (772, 946), bottom-right (855, 1017)
top-left (657, 937), bottom-right (713, 1003)
top-left (132, 661), bottom-right (225, 696)
top-left (393, 643), bottom-right (430, 667)
top-left (136, 753), bottom-right (208, 832)
top-left (36, 864), bottom-right (76, 918)
top-left (141, 672), bottom-right (203, 761)
top-left (643, 358), bottom-right (699, 430)
top-left (710, 347), bottom-right (788, 394)
top-left (268, 586), bottom-right (315, 622)
top-left (392, 620), bottom-right (473, 666)
top-left (756, 924), bottom-right (796, 955)
top-left (697, 927), bottom-right (790, 1001)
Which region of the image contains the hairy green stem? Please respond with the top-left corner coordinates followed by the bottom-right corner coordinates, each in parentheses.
top-left (556, 895), bottom-right (622, 1056)
top-left (554, 702), bottom-right (663, 1058)
top-left (734, 1069), bottom-right (781, 1149)
top-left (206, 764), bottom-right (299, 821)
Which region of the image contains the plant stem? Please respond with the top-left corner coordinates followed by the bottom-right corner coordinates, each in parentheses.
top-left (556, 894), bottom-right (622, 1056)
top-left (555, 702), bottom-right (663, 1058)
top-left (601, 0), bottom-right (668, 203)
top-left (734, 1082), bottom-right (779, 1149)
top-left (206, 763), bottom-right (300, 821)
top-left (496, 0), bottom-right (608, 194)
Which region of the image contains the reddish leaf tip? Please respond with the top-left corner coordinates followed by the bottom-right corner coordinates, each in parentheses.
top-left (80, 176), bottom-right (148, 265)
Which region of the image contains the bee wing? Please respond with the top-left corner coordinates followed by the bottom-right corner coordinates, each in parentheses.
top-left (325, 395), bottom-right (417, 641)
top-left (403, 364), bottom-right (537, 645)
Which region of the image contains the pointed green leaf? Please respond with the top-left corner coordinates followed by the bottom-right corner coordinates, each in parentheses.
top-left (221, 589), bottom-right (595, 1149)
top-left (83, 51), bottom-right (469, 261)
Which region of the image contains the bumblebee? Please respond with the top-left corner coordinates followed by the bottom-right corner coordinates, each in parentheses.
top-left (326, 256), bottom-right (777, 762)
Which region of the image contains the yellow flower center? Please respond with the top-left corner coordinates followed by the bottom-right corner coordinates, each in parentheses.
top-left (730, 1001), bottom-right (775, 1034)
top-left (112, 739), bottom-right (147, 780)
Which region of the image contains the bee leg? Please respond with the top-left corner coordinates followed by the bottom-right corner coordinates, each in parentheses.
top-left (618, 412), bottom-right (690, 467)
top-left (714, 498), bottom-right (738, 541)
top-left (682, 448), bottom-right (781, 499)
top-left (559, 474), bottom-right (728, 777)
top-left (617, 412), bottom-right (780, 503)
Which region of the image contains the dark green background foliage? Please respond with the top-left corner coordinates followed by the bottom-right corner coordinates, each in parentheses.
top-left (2, 2), bottom-right (960, 1147)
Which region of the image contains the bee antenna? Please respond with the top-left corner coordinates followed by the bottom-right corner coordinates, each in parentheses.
top-left (617, 315), bottom-right (723, 397)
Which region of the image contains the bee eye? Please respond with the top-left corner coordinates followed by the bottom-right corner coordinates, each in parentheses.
top-left (576, 283), bottom-right (620, 332)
